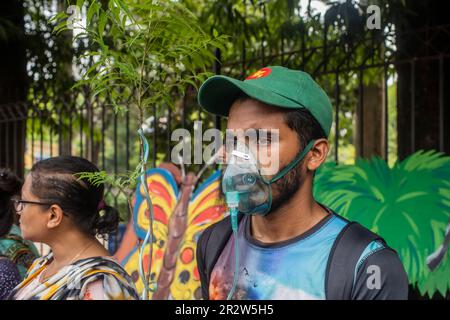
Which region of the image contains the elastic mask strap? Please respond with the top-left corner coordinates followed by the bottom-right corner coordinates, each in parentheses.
top-left (268, 140), bottom-right (316, 184)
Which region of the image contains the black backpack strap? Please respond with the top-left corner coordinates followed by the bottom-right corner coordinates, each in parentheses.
top-left (325, 221), bottom-right (385, 300)
top-left (197, 214), bottom-right (244, 299)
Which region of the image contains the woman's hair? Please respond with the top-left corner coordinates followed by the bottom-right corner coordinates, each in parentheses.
top-left (30, 156), bottom-right (119, 237)
top-left (0, 169), bottom-right (22, 238)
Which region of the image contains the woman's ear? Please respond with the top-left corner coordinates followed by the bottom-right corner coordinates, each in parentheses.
top-left (306, 138), bottom-right (329, 171)
top-left (46, 204), bottom-right (64, 229)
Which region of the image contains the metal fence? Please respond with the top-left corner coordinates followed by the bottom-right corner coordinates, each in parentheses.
top-left (1, 20), bottom-right (449, 251)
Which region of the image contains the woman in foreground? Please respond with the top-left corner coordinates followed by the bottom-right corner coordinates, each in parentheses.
top-left (9, 156), bottom-right (138, 300)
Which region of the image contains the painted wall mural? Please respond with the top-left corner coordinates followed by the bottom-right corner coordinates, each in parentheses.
top-left (114, 164), bottom-right (226, 299)
top-left (314, 150), bottom-right (450, 297)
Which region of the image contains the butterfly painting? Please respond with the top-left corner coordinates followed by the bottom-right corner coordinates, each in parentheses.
top-left (115, 164), bottom-right (226, 299)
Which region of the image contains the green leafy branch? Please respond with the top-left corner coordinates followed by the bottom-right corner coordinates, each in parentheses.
top-left (52, 0), bottom-right (227, 212)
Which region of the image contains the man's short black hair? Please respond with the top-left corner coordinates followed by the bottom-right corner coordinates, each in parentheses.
top-left (283, 109), bottom-right (326, 149)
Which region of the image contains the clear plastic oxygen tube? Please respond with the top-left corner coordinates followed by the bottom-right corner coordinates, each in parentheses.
top-left (225, 191), bottom-right (240, 300)
top-left (137, 128), bottom-right (157, 300)
top-left (222, 141), bottom-right (271, 300)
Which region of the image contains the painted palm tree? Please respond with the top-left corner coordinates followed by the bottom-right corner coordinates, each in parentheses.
top-left (314, 150), bottom-right (450, 298)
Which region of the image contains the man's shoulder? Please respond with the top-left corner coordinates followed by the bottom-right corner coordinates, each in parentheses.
top-left (324, 209), bottom-right (385, 245)
top-left (197, 214), bottom-right (235, 263)
top-left (199, 214), bottom-right (233, 242)
top-left (329, 212), bottom-right (406, 281)
top-left (352, 241), bottom-right (409, 299)
top-left (329, 212), bottom-right (389, 255)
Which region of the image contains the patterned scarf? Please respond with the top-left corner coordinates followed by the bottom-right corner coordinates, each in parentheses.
top-left (9, 253), bottom-right (139, 300)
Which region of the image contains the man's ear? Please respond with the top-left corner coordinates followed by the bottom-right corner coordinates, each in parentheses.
top-left (46, 204), bottom-right (64, 229)
top-left (306, 138), bottom-right (329, 171)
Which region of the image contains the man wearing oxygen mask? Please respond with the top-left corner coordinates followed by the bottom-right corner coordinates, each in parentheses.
top-left (196, 66), bottom-right (408, 300)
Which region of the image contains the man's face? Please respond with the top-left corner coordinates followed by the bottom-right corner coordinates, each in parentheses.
top-left (225, 98), bottom-right (306, 213)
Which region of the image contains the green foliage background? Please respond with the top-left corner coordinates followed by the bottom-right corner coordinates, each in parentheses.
top-left (314, 150), bottom-right (450, 297)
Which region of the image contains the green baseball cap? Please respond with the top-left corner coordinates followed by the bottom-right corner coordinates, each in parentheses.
top-left (198, 66), bottom-right (333, 137)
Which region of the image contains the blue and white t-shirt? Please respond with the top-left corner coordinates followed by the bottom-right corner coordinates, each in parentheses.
top-left (207, 208), bottom-right (408, 300)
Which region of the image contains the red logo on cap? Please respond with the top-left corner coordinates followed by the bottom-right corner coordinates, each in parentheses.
top-left (245, 67), bottom-right (272, 80)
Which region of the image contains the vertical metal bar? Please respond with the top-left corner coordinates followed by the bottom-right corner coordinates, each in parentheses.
top-left (41, 95), bottom-right (47, 161)
top-left (358, 69), bottom-right (364, 158)
top-left (384, 65), bottom-right (389, 162)
top-left (410, 61), bottom-right (415, 153)
top-left (214, 48), bottom-right (222, 131)
top-left (166, 107), bottom-right (171, 162)
top-left (89, 101), bottom-right (94, 161)
top-left (68, 105), bottom-right (73, 155)
top-left (5, 123), bottom-right (9, 168)
top-left (439, 55), bottom-right (444, 152)
top-left (334, 73), bottom-right (340, 163)
top-left (46, 100), bottom-right (52, 158)
top-left (126, 109), bottom-right (130, 171)
top-left (261, 36), bottom-right (265, 66)
top-left (101, 103), bottom-right (106, 170)
top-left (13, 120), bottom-right (18, 171)
top-left (39, 111), bottom-right (43, 161)
top-left (114, 112), bottom-right (118, 176)
top-left (152, 104), bottom-right (157, 167)
top-left (181, 95), bottom-right (186, 129)
top-left (31, 109), bottom-right (35, 164)
top-left (322, 24), bottom-right (328, 74)
top-left (301, 24), bottom-right (306, 70)
top-left (79, 106), bottom-right (83, 157)
top-left (21, 118), bottom-right (26, 173)
top-left (198, 101), bottom-right (202, 123)
top-left (58, 106), bottom-right (63, 155)
top-left (242, 0), bottom-right (247, 76)
top-left (241, 40), bottom-right (246, 77)
top-left (49, 116), bottom-right (53, 157)
top-left (113, 112), bottom-right (118, 209)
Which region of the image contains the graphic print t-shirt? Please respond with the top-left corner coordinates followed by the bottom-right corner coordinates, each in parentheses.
top-left (208, 210), bottom-right (408, 300)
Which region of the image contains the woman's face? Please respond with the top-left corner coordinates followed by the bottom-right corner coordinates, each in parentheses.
top-left (18, 173), bottom-right (52, 242)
